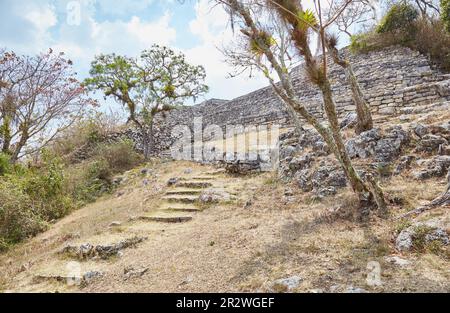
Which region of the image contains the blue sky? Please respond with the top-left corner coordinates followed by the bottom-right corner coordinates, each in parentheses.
top-left (0, 0), bottom-right (269, 112)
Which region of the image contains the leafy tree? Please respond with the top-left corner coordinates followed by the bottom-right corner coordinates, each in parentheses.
top-left (85, 45), bottom-right (208, 159)
top-left (0, 49), bottom-right (95, 163)
top-left (377, 2), bottom-right (419, 34)
top-left (218, 0), bottom-right (387, 221)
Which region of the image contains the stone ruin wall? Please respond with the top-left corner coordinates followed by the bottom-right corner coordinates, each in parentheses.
top-left (69, 46), bottom-right (450, 163)
top-left (150, 46), bottom-right (450, 157)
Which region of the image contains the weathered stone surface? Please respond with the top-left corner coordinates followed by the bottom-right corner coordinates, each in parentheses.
top-left (345, 127), bottom-right (409, 162)
top-left (199, 189), bottom-right (233, 203)
top-left (416, 134), bottom-right (448, 154)
top-left (293, 169), bottom-right (312, 192)
top-left (346, 128), bottom-right (381, 159)
top-left (289, 154), bottom-right (314, 172)
top-left (385, 256), bottom-right (411, 267)
top-left (223, 159), bottom-right (261, 175)
top-left (167, 177), bottom-right (179, 186)
top-left (270, 276), bottom-right (302, 292)
top-left (394, 155), bottom-right (415, 175)
top-left (412, 155), bottom-right (450, 180)
top-left (396, 220), bottom-right (449, 252)
top-left (60, 236), bottom-right (147, 260)
top-left (340, 112), bottom-right (358, 129)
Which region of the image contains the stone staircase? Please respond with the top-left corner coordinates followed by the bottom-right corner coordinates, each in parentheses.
top-left (26, 167), bottom-right (228, 289)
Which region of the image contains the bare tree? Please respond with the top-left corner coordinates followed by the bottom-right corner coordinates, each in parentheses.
top-left (217, 0), bottom-right (387, 221)
top-left (0, 49), bottom-right (95, 162)
top-left (222, 14), bottom-right (306, 135)
top-left (327, 0), bottom-right (378, 37)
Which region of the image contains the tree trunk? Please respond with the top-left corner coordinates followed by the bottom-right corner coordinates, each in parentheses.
top-left (347, 65), bottom-right (373, 134)
top-left (1, 121), bottom-right (11, 154)
top-left (328, 46), bottom-right (373, 134)
top-left (10, 131), bottom-right (28, 163)
top-left (319, 80), bottom-right (376, 221)
top-left (139, 119), bottom-right (154, 161)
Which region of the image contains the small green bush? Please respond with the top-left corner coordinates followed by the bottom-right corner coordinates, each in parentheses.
top-left (441, 0), bottom-right (450, 32)
top-left (95, 139), bottom-right (141, 173)
top-left (351, 7), bottom-right (450, 72)
top-left (376, 3), bottom-right (418, 34)
top-left (0, 153), bottom-right (11, 176)
top-left (0, 180), bottom-right (48, 247)
top-left (65, 140), bottom-right (141, 204)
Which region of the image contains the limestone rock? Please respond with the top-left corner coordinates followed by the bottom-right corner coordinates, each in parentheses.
top-left (270, 276), bottom-right (302, 292)
top-left (385, 256), bottom-right (411, 267)
top-left (340, 112), bottom-right (358, 129)
top-left (345, 127), bottom-right (409, 162)
top-left (394, 155), bottom-right (415, 175)
top-left (416, 134), bottom-right (448, 154)
top-left (294, 169), bottom-right (312, 192)
top-left (167, 177), bottom-right (179, 186)
top-left (60, 236), bottom-right (147, 260)
top-left (412, 155), bottom-right (450, 180)
top-left (288, 154), bottom-right (314, 172)
top-left (346, 128), bottom-right (381, 159)
top-left (395, 222), bottom-right (449, 252)
top-left (199, 189), bottom-right (232, 203)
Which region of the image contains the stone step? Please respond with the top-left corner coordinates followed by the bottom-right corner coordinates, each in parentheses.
top-left (165, 189), bottom-right (202, 195)
top-left (162, 195), bottom-right (199, 203)
top-left (165, 206), bottom-right (202, 212)
top-left (175, 181), bottom-right (213, 189)
top-left (203, 168), bottom-right (226, 175)
top-left (34, 270), bottom-right (103, 285)
top-left (139, 215), bottom-right (193, 223)
top-left (59, 236), bottom-right (146, 260)
top-left (181, 176), bottom-right (216, 181)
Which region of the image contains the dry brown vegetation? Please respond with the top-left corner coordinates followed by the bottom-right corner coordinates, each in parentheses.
top-left (0, 156), bottom-right (448, 292)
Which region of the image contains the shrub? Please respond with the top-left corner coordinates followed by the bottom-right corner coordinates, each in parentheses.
top-left (351, 14), bottom-right (450, 72)
top-left (0, 153), bottom-right (11, 176)
top-left (376, 3), bottom-right (418, 34)
top-left (95, 139), bottom-right (142, 173)
top-left (442, 0), bottom-right (450, 32)
top-left (0, 139), bottom-right (142, 250)
top-left (65, 140), bottom-right (141, 204)
top-left (0, 180), bottom-right (48, 247)
top-left (413, 18), bottom-right (450, 71)
top-left (50, 112), bottom-right (123, 158)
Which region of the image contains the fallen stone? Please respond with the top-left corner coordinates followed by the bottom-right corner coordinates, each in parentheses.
top-left (199, 189), bottom-right (232, 203)
top-left (60, 236), bottom-right (147, 260)
top-left (123, 266), bottom-right (149, 280)
top-left (384, 256), bottom-right (411, 267)
top-left (270, 276), bottom-right (302, 292)
top-left (412, 123), bottom-right (429, 138)
top-left (293, 169), bottom-right (312, 192)
top-left (167, 177), bottom-right (179, 186)
top-left (345, 286), bottom-right (368, 293)
top-left (412, 155), bottom-right (450, 180)
top-left (394, 155), bottom-right (415, 175)
top-left (288, 154), bottom-right (314, 172)
top-left (416, 134), bottom-right (448, 154)
top-left (396, 222), bottom-right (449, 252)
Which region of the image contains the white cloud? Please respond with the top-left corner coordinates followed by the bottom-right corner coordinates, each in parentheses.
top-left (184, 0), bottom-right (267, 101)
top-left (24, 4), bottom-right (58, 33)
top-left (127, 13), bottom-right (176, 47)
top-left (96, 0), bottom-right (155, 16)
